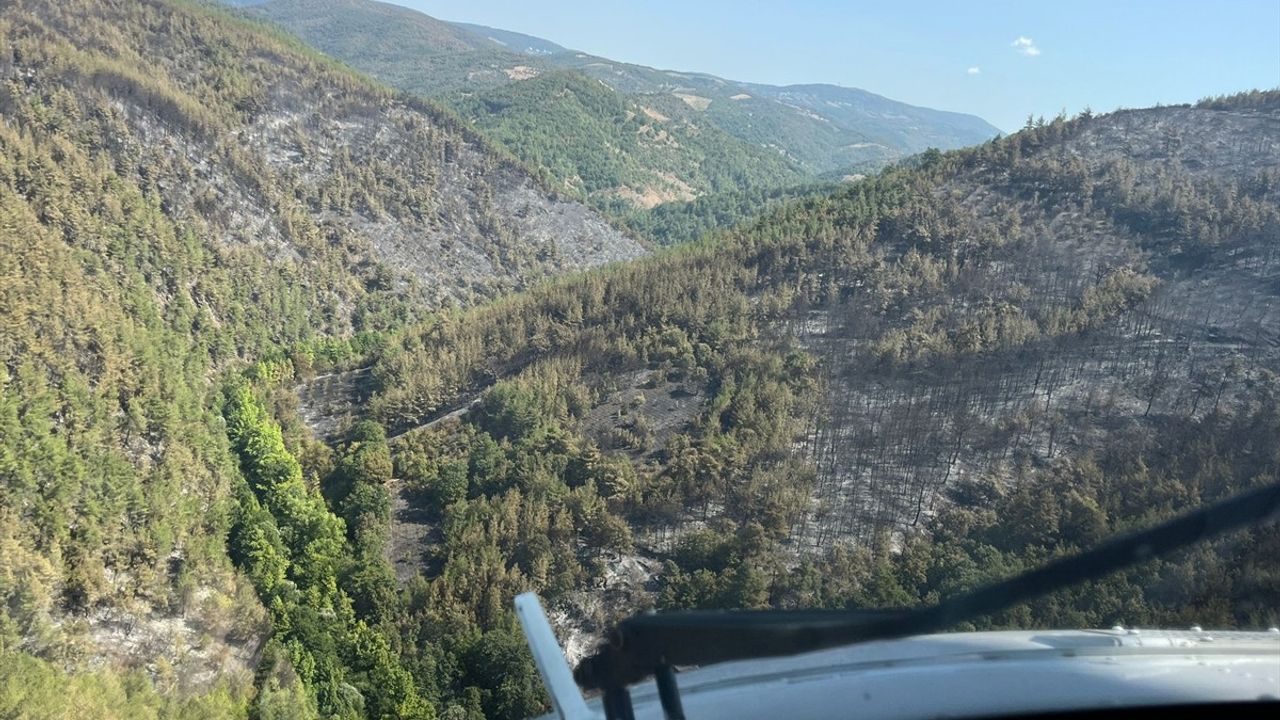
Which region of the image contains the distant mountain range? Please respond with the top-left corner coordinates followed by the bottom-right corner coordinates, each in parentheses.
top-left (450, 21), bottom-right (569, 55)
top-left (241, 0), bottom-right (1001, 218)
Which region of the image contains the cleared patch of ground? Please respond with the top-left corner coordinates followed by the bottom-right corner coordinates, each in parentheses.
top-left (605, 168), bottom-right (700, 210)
top-left (504, 65), bottom-right (539, 80)
top-left (640, 106), bottom-right (669, 122)
top-left (610, 182), bottom-right (696, 209)
top-left (673, 93), bottom-right (712, 111)
top-left (294, 368), bottom-right (375, 443)
top-left (385, 482), bottom-right (442, 583)
top-left (580, 368), bottom-right (706, 461)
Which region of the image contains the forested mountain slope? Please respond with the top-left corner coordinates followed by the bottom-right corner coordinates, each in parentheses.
top-left (242, 0), bottom-right (999, 236)
top-left (0, 0), bottom-right (639, 714)
top-left (13, 0), bottom-right (641, 307)
top-left (0, 2), bottom-right (1275, 714)
top-left (449, 22), bottom-right (568, 56)
top-left (292, 94), bottom-right (1278, 703)
top-left (242, 0), bottom-right (812, 225)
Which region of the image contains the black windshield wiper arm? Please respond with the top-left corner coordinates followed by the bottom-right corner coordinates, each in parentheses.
top-left (576, 480), bottom-right (1280, 709)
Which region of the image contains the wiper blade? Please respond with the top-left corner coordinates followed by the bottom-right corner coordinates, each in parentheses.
top-left (575, 480), bottom-right (1280, 701)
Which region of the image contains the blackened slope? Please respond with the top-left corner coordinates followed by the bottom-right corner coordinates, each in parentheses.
top-left (28, 0), bottom-right (643, 309)
top-left (352, 97), bottom-right (1278, 660)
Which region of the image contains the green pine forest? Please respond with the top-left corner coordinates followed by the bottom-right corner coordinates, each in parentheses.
top-left (0, 0), bottom-right (1278, 718)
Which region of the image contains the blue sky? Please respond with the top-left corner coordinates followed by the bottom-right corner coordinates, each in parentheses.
top-left (394, 0), bottom-right (1280, 133)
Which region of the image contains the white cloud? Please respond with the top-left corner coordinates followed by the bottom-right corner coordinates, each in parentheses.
top-left (967, 66), bottom-right (981, 75)
top-left (1011, 36), bottom-right (1041, 56)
